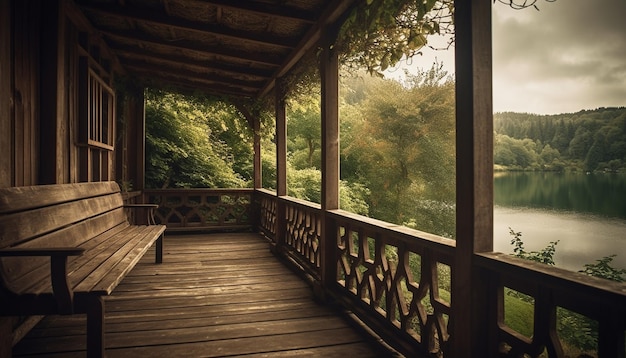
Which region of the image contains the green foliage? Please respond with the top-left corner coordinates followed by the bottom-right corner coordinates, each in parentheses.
top-left (508, 229), bottom-right (625, 353)
top-left (144, 90), bottom-right (251, 189)
top-left (509, 227), bottom-right (558, 265)
top-left (338, 65), bottom-right (456, 237)
top-left (494, 108), bottom-right (626, 172)
top-left (579, 255), bottom-right (626, 282)
top-left (337, 0), bottom-right (453, 75)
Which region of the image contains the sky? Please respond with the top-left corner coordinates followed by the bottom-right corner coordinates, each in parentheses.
top-left (385, 0), bottom-right (626, 115)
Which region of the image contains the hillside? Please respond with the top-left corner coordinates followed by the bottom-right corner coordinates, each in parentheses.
top-left (493, 107), bottom-right (626, 172)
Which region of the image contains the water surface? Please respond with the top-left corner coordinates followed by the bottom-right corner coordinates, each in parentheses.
top-left (493, 172), bottom-right (626, 271)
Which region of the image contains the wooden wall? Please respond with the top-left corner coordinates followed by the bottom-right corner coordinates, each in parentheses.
top-left (0, 0), bottom-right (145, 189)
top-left (0, 0), bottom-right (12, 188)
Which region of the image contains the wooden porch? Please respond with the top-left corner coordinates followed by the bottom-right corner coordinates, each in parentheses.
top-left (12, 233), bottom-right (392, 357)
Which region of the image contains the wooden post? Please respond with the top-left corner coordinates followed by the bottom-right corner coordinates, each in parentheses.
top-left (320, 28), bottom-right (340, 294)
top-left (452, 0), bottom-right (494, 356)
top-left (275, 84), bottom-right (287, 250)
top-left (85, 295), bottom-right (105, 358)
top-left (0, 0), bottom-right (11, 187)
top-left (253, 117), bottom-right (262, 189)
top-left (134, 90), bottom-right (146, 191)
top-left (40, 0), bottom-right (67, 184)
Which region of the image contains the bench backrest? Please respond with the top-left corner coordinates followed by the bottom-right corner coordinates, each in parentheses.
top-left (0, 181), bottom-right (128, 294)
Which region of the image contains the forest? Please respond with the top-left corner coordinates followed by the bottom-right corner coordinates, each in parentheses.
top-left (494, 107), bottom-right (626, 172)
top-left (143, 67), bottom-right (625, 239)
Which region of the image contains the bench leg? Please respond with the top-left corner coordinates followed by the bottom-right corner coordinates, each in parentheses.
top-left (156, 233), bottom-right (163, 264)
top-left (86, 296), bottom-right (105, 358)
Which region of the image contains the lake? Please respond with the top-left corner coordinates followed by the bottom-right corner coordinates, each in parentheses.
top-left (493, 172), bottom-right (626, 271)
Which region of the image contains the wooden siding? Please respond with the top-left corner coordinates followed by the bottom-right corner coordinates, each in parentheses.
top-left (12, 233), bottom-right (389, 357)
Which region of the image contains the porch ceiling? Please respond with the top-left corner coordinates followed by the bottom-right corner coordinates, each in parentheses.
top-left (73, 0), bottom-right (355, 99)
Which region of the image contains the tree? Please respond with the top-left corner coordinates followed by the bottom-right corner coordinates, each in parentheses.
top-left (144, 90), bottom-right (250, 189)
top-left (342, 65), bottom-right (456, 236)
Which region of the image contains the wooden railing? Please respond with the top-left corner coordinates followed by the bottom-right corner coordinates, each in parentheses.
top-left (256, 189), bottom-right (321, 280)
top-left (476, 252), bottom-right (626, 357)
top-left (143, 188), bottom-right (254, 231)
top-left (327, 209), bottom-right (456, 356)
top-left (253, 190), bottom-right (626, 357)
top-left (256, 189), bottom-right (277, 241)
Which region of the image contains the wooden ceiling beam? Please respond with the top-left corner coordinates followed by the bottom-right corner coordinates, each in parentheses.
top-left (128, 67), bottom-right (257, 97)
top-left (114, 48), bottom-right (273, 80)
top-left (204, 0), bottom-right (317, 24)
top-left (120, 59), bottom-right (263, 92)
top-left (259, 0), bottom-right (357, 97)
top-left (101, 29), bottom-right (283, 68)
top-left (79, 4), bottom-right (298, 49)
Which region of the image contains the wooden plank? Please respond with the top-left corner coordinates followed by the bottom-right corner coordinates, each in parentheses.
top-left (12, 233), bottom-right (383, 357)
top-left (0, 0), bottom-right (11, 187)
top-left (0, 212), bottom-right (128, 295)
top-left (0, 181), bottom-right (120, 214)
top-left (73, 226), bottom-right (163, 294)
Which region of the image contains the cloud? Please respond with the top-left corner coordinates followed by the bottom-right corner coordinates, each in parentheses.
top-left (492, 0), bottom-right (626, 113)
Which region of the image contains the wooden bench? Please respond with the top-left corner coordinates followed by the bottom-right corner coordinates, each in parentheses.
top-left (0, 182), bottom-right (166, 357)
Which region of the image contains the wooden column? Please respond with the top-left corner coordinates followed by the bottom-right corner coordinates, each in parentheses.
top-left (0, 0), bottom-right (11, 187)
top-left (275, 85), bottom-right (287, 249)
top-left (253, 117), bottom-right (262, 189)
top-left (134, 90), bottom-right (146, 191)
top-left (40, 0), bottom-right (67, 184)
top-left (320, 29), bottom-right (340, 291)
top-left (452, 0), bottom-right (494, 356)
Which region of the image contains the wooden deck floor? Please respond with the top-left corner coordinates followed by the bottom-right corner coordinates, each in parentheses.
top-left (12, 233), bottom-right (391, 357)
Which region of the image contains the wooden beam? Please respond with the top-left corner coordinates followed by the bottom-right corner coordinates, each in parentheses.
top-left (127, 68), bottom-right (258, 97)
top-left (452, 0), bottom-right (494, 356)
top-left (259, 0), bottom-right (356, 98)
top-left (319, 27), bottom-right (340, 295)
top-left (204, 0), bottom-right (317, 24)
top-left (275, 84), bottom-right (287, 251)
top-left (253, 117), bottom-right (262, 189)
top-left (102, 29), bottom-right (283, 68)
top-left (79, 4), bottom-right (298, 49)
top-left (120, 59), bottom-right (264, 92)
top-left (114, 49), bottom-right (272, 80)
top-left (0, 0), bottom-right (11, 187)
top-left (275, 86), bottom-right (287, 197)
top-left (40, 0), bottom-right (66, 184)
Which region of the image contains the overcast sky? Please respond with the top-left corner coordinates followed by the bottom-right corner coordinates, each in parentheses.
top-left (385, 0), bottom-right (626, 115)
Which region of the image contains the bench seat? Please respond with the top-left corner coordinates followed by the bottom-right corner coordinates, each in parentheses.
top-left (0, 182), bottom-right (165, 357)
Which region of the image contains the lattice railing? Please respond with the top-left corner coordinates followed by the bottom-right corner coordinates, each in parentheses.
top-left (256, 189), bottom-right (277, 241)
top-left (327, 210), bottom-right (456, 356)
top-left (144, 188), bottom-right (253, 231)
top-left (231, 190), bottom-right (626, 356)
top-left (476, 252), bottom-right (626, 357)
top-left (283, 197), bottom-right (321, 277)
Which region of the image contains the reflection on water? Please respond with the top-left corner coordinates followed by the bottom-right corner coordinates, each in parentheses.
top-left (494, 172), bottom-right (626, 271)
top-left (494, 172), bottom-right (626, 219)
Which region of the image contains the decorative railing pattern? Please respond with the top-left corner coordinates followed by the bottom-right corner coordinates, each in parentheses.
top-left (144, 188), bottom-right (253, 231)
top-left (148, 188), bottom-right (625, 357)
top-left (283, 197), bottom-right (321, 277)
top-left (328, 210), bottom-right (456, 356)
top-left (476, 252), bottom-right (626, 357)
top-left (256, 189), bottom-right (277, 241)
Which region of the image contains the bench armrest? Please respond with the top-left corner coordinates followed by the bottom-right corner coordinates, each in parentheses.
top-left (123, 204), bottom-right (159, 225)
top-left (0, 247), bottom-right (85, 314)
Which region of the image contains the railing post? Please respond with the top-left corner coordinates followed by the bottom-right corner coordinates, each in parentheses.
top-left (274, 80), bottom-right (288, 252)
top-left (453, 0), bottom-right (494, 356)
top-left (319, 27), bottom-right (340, 299)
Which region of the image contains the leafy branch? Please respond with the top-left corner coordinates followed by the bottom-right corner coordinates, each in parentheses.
top-left (494, 0), bottom-right (557, 11)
